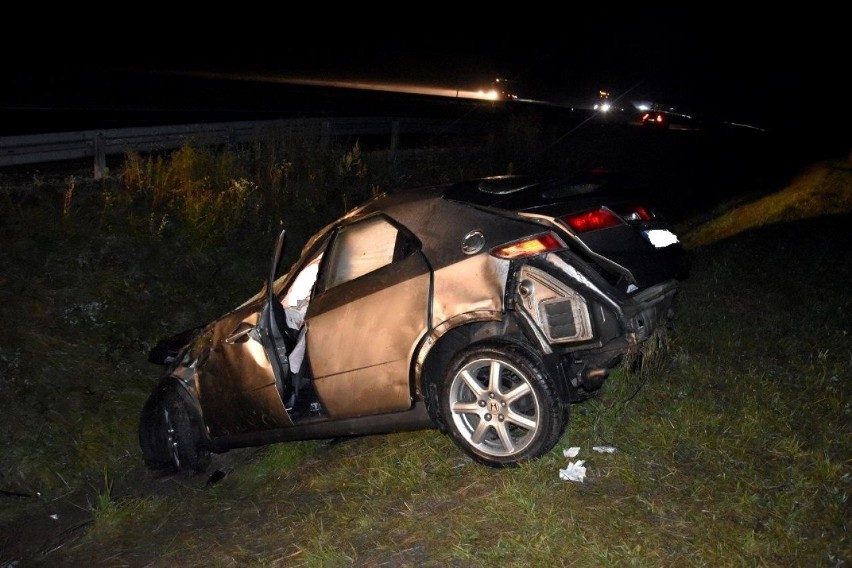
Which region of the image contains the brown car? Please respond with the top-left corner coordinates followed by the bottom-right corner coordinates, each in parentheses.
top-left (140, 171), bottom-right (687, 471)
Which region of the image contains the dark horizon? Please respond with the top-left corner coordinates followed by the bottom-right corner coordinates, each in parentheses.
top-left (3, 20), bottom-right (849, 147)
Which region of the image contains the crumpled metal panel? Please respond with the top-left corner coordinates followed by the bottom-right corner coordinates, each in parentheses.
top-left (516, 265), bottom-right (593, 343)
top-left (194, 305), bottom-right (293, 437)
top-left (541, 252), bottom-right (622, 315)
top-left (431, 254), bottom-right (510, 327)
top-left (381, 193), bottom-right (551, 270)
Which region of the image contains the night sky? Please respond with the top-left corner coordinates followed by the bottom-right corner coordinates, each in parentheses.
top-left (3, 15), bottom-right (848, 139)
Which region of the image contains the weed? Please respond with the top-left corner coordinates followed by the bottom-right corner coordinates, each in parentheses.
top-left (62, 177), bottom-right (74, 220)
top-left (1, 129), bottom-right (849, 566)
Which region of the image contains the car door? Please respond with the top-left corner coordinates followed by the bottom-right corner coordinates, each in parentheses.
top-left (196, 231), bottom-right (329, 438)
top-left (305, 214), bottom-right (431, 419)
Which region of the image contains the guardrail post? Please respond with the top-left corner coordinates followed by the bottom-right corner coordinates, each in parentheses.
top-left (93, 131), bottom-right (106, 179)
top-left (321, 120), bottom-right (332, 150)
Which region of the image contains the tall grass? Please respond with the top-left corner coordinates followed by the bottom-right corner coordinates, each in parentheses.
top-left (2, 122), bottom-right (848, 566)
top-left (681, 158), bottom-right (852, 248)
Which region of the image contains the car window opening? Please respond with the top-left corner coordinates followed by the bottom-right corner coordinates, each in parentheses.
top-left (280, 252), bottom-right (323, 408)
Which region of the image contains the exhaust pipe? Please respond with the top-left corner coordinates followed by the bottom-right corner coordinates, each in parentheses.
top-left (580, 367), bottom-right (609, 391)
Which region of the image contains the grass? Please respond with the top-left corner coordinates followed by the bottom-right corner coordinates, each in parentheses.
top-left (1, 124), bottom-right (850, 566)
top-left (680, 158), bottom-right (852, 248)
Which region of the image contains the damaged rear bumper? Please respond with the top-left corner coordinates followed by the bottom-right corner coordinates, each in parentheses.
top-left (621, 280), bottom-right (680, 345)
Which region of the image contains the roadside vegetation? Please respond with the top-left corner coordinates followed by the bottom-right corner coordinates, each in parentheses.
top-left (681, 158), bottom-right (852, 248)
top-left (1, 122), bottom-right (849, 566)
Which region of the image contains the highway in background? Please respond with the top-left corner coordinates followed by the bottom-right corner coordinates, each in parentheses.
top-left (2, 67), bottom-right (525, 136)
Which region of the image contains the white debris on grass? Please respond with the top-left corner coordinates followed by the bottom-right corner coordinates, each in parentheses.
top-left (560, 445), bottom-right (616, 482)
top-left (559, 459), bottom-right (587, 482)
top-left (560, 447), bottom-right (586, 482)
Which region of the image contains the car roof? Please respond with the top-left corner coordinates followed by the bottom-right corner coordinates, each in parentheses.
top-left (440, 173), bottom-right (621, 211)
top-left (353, 169), bottom-right (624, 217)
top-left (320, 171), bottom-right (626, 261)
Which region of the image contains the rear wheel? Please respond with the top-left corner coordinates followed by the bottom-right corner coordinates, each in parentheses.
top-left (440, 341), bottom-right (567, 467)
top-left (139, 386), bottom-right (210, 473)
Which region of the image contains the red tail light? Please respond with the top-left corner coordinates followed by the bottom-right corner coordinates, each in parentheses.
top-left (562, 209), bottom-right (622, 233)
top-left (491, 232), bottom-right (566, 259)
top-left (615, 205), bottom-right (652, 222)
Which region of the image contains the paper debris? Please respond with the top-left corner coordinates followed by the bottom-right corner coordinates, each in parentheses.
top-left (592, 445), bottom-right (617, 454)
top-left (563, 446), bottom-right (581, 458)
top-left (559, 460), bottom-right (586, 482)
top-left (50, 514), bottom-right (59, 520)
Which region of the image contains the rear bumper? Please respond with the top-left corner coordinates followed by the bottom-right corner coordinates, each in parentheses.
top-left (540, 278), bottom-right (679, 396)
top-left (620, 280), bottom-right (680, 345)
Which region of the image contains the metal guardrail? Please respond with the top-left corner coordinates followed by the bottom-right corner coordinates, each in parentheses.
top-left (0, 117), bottom-right (490, 178)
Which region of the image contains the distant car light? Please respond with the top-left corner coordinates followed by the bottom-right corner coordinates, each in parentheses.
top-left (641, 111), bottom-right (668, 128)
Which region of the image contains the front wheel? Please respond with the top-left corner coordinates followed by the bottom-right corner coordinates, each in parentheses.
top-left (440, 341), bottom-right (568, 467)
top-left (139, 385), bottom-right (210, 473)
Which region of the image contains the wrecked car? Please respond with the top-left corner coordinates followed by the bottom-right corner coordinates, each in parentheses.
top-left (139, 171), bottom-right (687, 472)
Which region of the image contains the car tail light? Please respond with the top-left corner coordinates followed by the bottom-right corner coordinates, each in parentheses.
top-left (614, 205), bottom-right (652, 223)
top-left (490, 232), bottom-right (566, 259)
top-left (561, 209), bottom-right (623, 233)
top-left (563, 206), bottom-right (653, 233)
